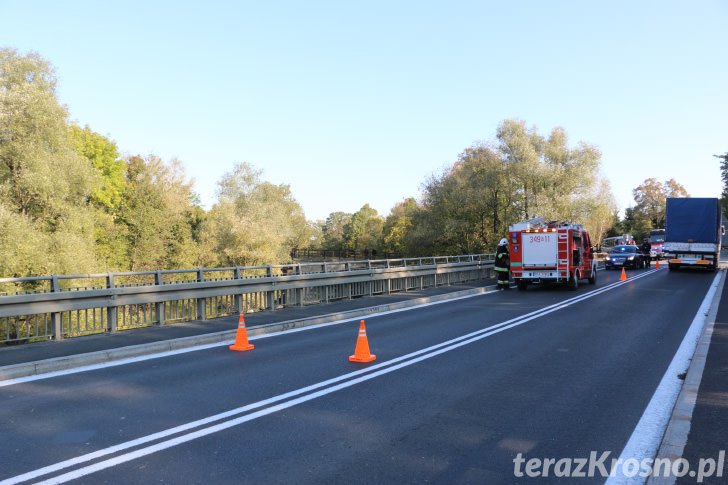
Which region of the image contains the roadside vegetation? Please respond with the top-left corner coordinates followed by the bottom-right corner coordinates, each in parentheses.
top-left (1, 48), bottom-right (716, 279)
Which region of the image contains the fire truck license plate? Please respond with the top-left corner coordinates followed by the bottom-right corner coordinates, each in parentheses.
top-left (530, 271), bottom-right (551, 277)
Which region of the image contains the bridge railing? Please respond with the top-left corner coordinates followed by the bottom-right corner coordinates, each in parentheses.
top-left (0, 254), bottom-right (495, 345)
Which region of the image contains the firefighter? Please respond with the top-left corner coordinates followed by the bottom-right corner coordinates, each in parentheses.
top-left (495, 238), bottom-right (510, 290)
top-left (641, 238), bottom-right (651, 266)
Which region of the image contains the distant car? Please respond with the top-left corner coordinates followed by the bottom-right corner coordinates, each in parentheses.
top-left (604, 245), bottom-right (649, 269)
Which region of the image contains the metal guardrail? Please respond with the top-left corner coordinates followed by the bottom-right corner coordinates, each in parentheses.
top-left (0, 254), bottom-right (495, 345)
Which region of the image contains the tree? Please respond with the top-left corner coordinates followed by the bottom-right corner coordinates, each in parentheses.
top-left (664, 178), bottom-right (689, 199)
top-left (631, 178), bottom-right (689, 228)
top-left (0, 48), bottom-right (101, 276)
top-left (342, 204), bottom-right (382, 252)
top-left (414, 119), bottom-right (615, 254)
top-left (0, 48), bottom-right (100, 228)
top-left (621, 207), bottom-right (650, 242)
top-left (496, 119), bottom-right (544, 220)
top-left (198, 162), bottom-right (310, 267)
top-left (541, 127), bottom-right (603, 225)
top-left (320, 212), bottom-right (351, 250)
top-left (118, 155), bottom-right (199, 271)
top-left (582, 179), bottom-right (619, 247)
top-left (0, 201), bottom-right (51, 278)
top-left (419, 144), bottom-right (512, 254)
top-left (70, 124), bottom-right (126, 212)
top-left (716, 152), bottom-right (728, 216)
top-left (382, 198), bottom-right (418, 255)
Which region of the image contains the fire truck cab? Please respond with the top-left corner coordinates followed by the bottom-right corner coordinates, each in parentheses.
top-left (508, 218), bottom-right (597, 291)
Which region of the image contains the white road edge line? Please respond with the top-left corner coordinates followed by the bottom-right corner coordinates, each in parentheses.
top-left (605, 269), bottom-right (724, 485)
top-left (2, 270), bottom-right (658, 485)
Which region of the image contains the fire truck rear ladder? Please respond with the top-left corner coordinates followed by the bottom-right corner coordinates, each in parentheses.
top-left (557, 232), bottom-right (570, 276)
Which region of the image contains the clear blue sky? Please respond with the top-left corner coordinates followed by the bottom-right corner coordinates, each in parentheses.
top-left (2, 0), bottom-right (726, 221)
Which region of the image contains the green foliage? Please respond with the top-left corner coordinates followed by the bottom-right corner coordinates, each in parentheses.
top-left (343, 204), bottom-right (382, 252)
top-left (583, 179), bottom-right (619, 246)
top-left (0, 48), bottom-right (102, 276)
top-left (715, 152), bottom-right (728, 216)
top-left (620, 207), bottom-right (651, 242)
top-left (382, 198), bottom-right (418, 254)
top-left (496, 119), bottom-right (544, 220)
top-left (0, 48), bottom-right (56, 92)
top-left (0, 48), bottom-right (101, 230)
top-left (0, 201), bottom-right (49, 277)
top-left (0, 200), bottom-right (100, 277)
top-left (320, 212), bottom-right (352, 250)
top-left (198, 162), bottom-right (311, 267)
top-left (70, 124), bottom-right (126, 211)
top-left (630, 178), bottom-right (689, 230)
top-left (414, 119), bottom-right (615, 254)
top-left (118, 155), bottom-right (199, 271)
top-left (419, 145), bottom-right (509, 254)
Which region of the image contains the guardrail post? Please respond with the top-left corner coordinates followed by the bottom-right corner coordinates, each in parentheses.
top-left (234, 268), bottom-right (243, 313)
top-left (106, 273), bottom-right (118, 332)
top-left (385, 259), bottom-right (391, 294)
top-left (266, 266), bottom-right (275, 310)
top-left (154, 271), bottom-right (164, 326)
top-left (345, 262), bottom-right (352, 300)
top-left (322, 263), bottom-right (329, 303)
top-left (367, 260), bottom-right (373, 296)
top-left (294, 264), bottom-right (304, 307)
top-left (50, 275), bottom-right (63, 340)
top-left (196, 269), bottom-right (207, 320)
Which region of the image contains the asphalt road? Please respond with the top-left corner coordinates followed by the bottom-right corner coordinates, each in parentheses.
top-left (0, 266), bottom-right (717, 484)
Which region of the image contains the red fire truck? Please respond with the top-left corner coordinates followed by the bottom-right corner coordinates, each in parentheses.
top-left (508, 218), bottom-right (597, 291)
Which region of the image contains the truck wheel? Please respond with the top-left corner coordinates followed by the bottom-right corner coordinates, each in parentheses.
top-left (588, 267), bottom-right (597, 284)
top-left (567, 270), bottom-right (579, 291)
top-left (517, 280), bottom-right (528, 291)
top-left (668, 263), bottom-right (679, 271)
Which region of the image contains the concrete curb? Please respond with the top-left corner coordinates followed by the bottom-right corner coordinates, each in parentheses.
top-left (0, 285), bottom-right (493, 381)
top-left (647, 268), bottom-right (726, 485)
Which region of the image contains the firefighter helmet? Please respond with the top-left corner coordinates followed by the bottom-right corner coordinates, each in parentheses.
top-left (498, 238), bottom-right (508, 246)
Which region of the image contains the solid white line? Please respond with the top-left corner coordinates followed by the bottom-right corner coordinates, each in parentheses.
top-left (2, 270), bottom-right (658, 485)
top-left (604, 269), bottom-right (724, 484)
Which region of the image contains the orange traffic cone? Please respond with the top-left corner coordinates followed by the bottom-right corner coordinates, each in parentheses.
top-left (619, 268), bottom-right (627, 281)
top-left (229, 314), bottom-right (254, 351)
top-left (656, 259), bottom-right (660, 269)
top-left (349, 320), bottom-right (376, 362)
